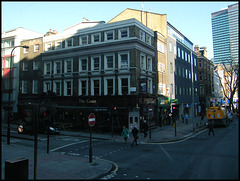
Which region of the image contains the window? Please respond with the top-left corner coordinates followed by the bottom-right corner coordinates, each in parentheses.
top-left (79, 57), bottom-right (88, 71)
top-left (92, 33), bottom-right (100, 43)
top-left (43, 81), bottom-right (51, 92)
top-left (175, 85), bottom-right (178, 95)
top-left (2, 39), bottom-right (14, 48)
top-left (119, 28), bottom-right (128, 39)
top-left (170, 62), bottom-right (173, 73)
top-left (91, 56), bottom-right (101, 71)
top-left (186, 69), bottom-right (188, 78)
top-left (45, 43), bottom-right (52, 51)
top-left (64, 59), bottom-right (72, 73)
top-left (169, 42), bottom-right (172, 52)
top-left (23, 62), bottom-right (28, 71)
top-left (199, 60), bottom-right (202, 68)
top-left (119, 52), bottom-right (129, 69)
top-left (140, 54), bottom-right (146, 70)
top-left (33, 80), bottom-right (38, 94)
top-left (188, 54), bottom-right (191, 63)
top-left (147, 56), bottom-right (152, 71)
top-left (22, 80), bottom-right (27, 94)
top-left (33, 61), bottom-right (39, 70)
top-left (55, 41), bottom-right (61, 50)
top-left (178, 48), bottom-right (181, 58)
top-left (64, 80), bottom-right (72, 96)
top-left (53, 81), bottom-right (61, 96)
top-left (157, 42), bottom-right (165, 53)
top-left (185, 52), bottom-right (187, 61)
top-left (158, 63), bottom-right (165, 73)
top-left (182, 68), bottom-right (185, 77)
top-left (105, 78), bottom-right (114, 95)
top-left (199, 72), bottom-right (203, 81)
top-left (140, 30), bottom-right (145, 41)
top-left (189, 86), bottom-right (192, 96)
top-left (105, 54), bottom-right (114, 69)
top-left (44, 62), bottom-right (52, 75)
top-left (174, 45), bottom-right (176, 55)
top-left (24, 47), bottom-right (29, 54)
top-left (194, 58), bottom-right (197, 66)
top-left (91, 78), bottom-right (101, 96)
top-left (182, 50), bottom-right (184, 60)
top-left (80, 35), bottom-right (88, 45)
top-left (54, 61), bottom-right (62, 74)
top-left (4, 57), bottom-right (11, 68)
top-left (105, 31), bottom-right (114, 41)
top-left (195, 73), bottom-right (197, 81)
top-left (178, 66), bottom-right (181, 76)
top-left (34, 44), bottom-right (40, 52)
top-left (66, 38), bottom-right (73, 47)
top-left (79, 79), bottom-right (88, 96)
top-left (121, 78), bottom-right (128, 95)
top-left (146, 34), bottom-right (151, 45)
top-left (189, 70), bottom-right (191, 79)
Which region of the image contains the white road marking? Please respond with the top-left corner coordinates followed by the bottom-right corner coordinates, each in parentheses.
top-left (50, 140), bottom-right (88, 152)
top-left (159, 145), bottom-right (174, 162)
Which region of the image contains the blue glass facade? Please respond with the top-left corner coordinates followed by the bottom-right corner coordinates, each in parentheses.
top-left (211, 3), bottom-right (239, 65)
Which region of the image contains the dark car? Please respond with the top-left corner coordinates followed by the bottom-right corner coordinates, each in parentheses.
top-left (17, 119), bottom-right (60, 135)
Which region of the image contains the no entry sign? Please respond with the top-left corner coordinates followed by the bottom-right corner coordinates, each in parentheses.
top-left (88, 113), bottom-right (96, 127)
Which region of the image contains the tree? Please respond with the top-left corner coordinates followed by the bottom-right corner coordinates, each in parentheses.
top-left (215, 59), bottom-right (239, 112)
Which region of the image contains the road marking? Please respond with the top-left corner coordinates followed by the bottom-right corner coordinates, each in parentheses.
top-left (50, 140), bottom-right (89, 152)
top-left (159, 145), bottom-right (174, 162)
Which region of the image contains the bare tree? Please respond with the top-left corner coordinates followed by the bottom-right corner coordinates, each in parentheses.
top-left (215, 59), bottom-right (239, 112)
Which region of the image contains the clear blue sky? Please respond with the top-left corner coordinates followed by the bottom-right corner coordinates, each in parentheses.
top-left (1, 1), bottom-right (237, 59)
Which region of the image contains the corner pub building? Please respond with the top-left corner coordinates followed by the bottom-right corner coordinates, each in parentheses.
top-left (19, 18), bottom-right (160, 133)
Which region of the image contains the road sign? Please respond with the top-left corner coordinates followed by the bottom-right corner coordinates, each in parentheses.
top-left (88, 113), bottom-right (95, 127)
top-left (149, 106), bottom-right (152, 113)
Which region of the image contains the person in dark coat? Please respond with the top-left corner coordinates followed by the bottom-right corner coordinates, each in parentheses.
top-left (208, 120), bottom-right (215, 136)
top-left (131, 126), bottom-right (139, 146)
top-left (143, 120), bottom-right (148, 138)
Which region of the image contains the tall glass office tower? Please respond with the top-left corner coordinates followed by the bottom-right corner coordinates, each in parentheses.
top-left (211, 3), bottom-right (239, 65)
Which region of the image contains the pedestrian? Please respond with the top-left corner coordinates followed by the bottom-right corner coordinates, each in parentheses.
top-left (184, 112), bottom-right (189, 125)
top-left (181, 113), bottom-right (184, 123)
top-left (201, 112), bottom-right (204, 121)
top-left (131, 126), bottom-right (139, 147)
top-left (208, 120), bottom-right (215, 136)
top-left (121, 126), bottom-right (129, 143)
top-left (142, 120), bottom-right (148, 138)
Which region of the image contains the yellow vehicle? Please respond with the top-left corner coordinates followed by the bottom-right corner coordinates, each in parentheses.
top-left (206, 106), bottom-right (229, 126)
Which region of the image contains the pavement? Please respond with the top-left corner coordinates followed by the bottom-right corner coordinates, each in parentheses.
top-left (2, 116), bottom-right (208, 180)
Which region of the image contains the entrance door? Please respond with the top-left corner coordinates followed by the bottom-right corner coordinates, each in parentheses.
top-left (129, 111), bottom-right (140, 133)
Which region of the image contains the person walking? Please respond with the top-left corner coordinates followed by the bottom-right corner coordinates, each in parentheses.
top-left (184, 112), bottom-right (189, 125)
top-left (208, 120), bottom-right (215, 136)
top-left (121, 126), bottom-right (129, 143)
top-left (131, 126), bottom-right (139, 147)
top-left (142, 120), bottom-right (148, 138)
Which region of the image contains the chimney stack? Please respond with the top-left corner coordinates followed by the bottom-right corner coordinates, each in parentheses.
top-left (194, 45), bottom-right (199, 52)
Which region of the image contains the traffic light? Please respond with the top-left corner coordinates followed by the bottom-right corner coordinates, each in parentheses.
top-left (113, 106), bottom-right (118, 115)
top-left (172, 106), bottom-right (176, 110)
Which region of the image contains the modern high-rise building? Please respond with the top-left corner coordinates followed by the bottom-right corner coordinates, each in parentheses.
top-left (211, 3), bottom-right (239, 65)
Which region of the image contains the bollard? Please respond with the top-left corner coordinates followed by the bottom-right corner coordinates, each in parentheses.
top-left (5, 158), bottom-right (28, 180)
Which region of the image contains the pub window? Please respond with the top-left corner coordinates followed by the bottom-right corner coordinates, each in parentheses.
top-left (34, 44), bottom-right (40, 52)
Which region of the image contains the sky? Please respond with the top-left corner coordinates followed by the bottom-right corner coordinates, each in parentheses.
top-left (1, 1), bottom-right (238, 59)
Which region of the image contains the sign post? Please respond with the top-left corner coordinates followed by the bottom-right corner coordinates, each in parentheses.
top-left (149, 106), bottom-right (152, 139)
top-left (88, 113), bottom-right (95, 163)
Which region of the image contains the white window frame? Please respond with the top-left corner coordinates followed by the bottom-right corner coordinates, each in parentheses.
top-left (45, 43), bottom-right (52, 51)
top-left (118, 28), bottom-right (129, 39)
top-left (79, 57), bottom-right (88, 72)
top-left (147, 56), bottom-right (152, 72)
top-left (194, 58), bottom-right (197, 66)
top-left (140, 53), bottom-right (146, 70)
top-left (147, 78), bottom-right (153, 94)
top-left (23, 62), bottom-right (28, 71)
top-left (53, 80), bottom-right (62, 96)
top-left (104, 77), bottom-right (115, 96)
top-left (55, 41), bottom-right (62, 50)
top-left (91, 33), bottom-right (101, 43)
top-left (54, 61), bottom-right (62, 75)
top-left (78, 78), bottom-right (88, 96)
top-left (79, 35), bottom-right (88, 45)
top-left (182, 50), bottom-right (184, 60)
top-left (22, 80), bottom-right (27, 94)
top-left (43, 80), bottom-right (51, 93)
top-left (91, 55), bottom-right (101, 72)
top-left (23, 47), bottom-right (29, 54)
top-left (105, 30), bottom-right (114, 41)
top-left (32, 80), bottom-right (38, 94)
top-left (44, 62), bottom-right (52, 75)
top-left (64, 59), bottom-right (73, 73)
top-left (64, 79), bottom-right (73, 96)
top-left (146, 34), bottom-right (151, 45)
top-left (178, 48), bottom-right (181, 58)
top-left (118, 75), bottom-right (130, 95)
top-left (140, 30), bottom-right (145, 42)
top-left (34, 44), bottom-right (40, 52)
top-left (118, 52), bottom-right (129, 70)
top-left (66, 38), bottom-right (73, 48)
top-left (33, 61), bottom-right (39, 70)
top-left (91, 78), bottom-right (101, 96)
top-left (169, 42), bottom-right (172, 53)
top-left (104, 53), bottom-right (115, 70)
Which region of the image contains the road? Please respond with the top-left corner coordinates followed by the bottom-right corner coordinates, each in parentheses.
top-left (2, 117), bottom-right (238, 179)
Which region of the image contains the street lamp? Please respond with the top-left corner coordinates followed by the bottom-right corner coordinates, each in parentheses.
top-left (7, 45), bottom-right (29, 145)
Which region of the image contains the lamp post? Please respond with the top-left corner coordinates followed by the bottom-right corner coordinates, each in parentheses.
top-left (7, 45), bottom-right (29, 145)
